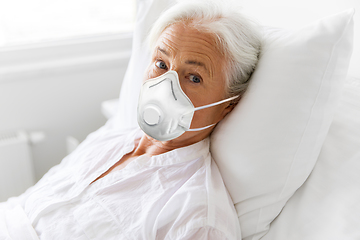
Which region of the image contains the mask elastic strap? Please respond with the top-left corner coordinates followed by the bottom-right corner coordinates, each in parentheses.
top-left (193, 95), bottom-right (238, 111)
top-left (187, 95), bottom-right (239, 132)
top-left (187, 123), bottom-right (216, 132)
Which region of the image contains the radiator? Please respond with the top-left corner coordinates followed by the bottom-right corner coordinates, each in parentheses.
top-left (0, 131), bottom-right (36, 202)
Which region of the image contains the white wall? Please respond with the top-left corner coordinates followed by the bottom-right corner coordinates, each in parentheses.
top-left (0, 34), bottom-right (132, 181)
top-left (239, 0), bottom-right (360, 78)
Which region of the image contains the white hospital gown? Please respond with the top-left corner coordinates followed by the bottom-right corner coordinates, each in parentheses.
top-left (0, 126), bottom-right (241, 239)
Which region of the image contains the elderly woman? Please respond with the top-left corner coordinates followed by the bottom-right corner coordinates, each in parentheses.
top-left (0, 1), bottom-right (261, 239)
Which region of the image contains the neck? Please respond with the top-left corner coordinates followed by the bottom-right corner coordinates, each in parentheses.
top-left (131, 129), bottom-right (211, 158)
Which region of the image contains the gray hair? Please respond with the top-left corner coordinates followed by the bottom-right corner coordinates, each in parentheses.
top-left (148, 0), bottom-right (262, 102)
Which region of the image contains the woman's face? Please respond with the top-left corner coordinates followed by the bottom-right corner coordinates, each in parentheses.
top-left (144, 22), bottom-right (233, 145)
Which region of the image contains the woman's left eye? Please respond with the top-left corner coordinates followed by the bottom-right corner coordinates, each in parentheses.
top-left (189, 75), bottom-right (201, 83)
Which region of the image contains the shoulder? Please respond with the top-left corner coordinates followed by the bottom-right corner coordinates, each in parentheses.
top-left (155, 155), bottom-right (241, 239)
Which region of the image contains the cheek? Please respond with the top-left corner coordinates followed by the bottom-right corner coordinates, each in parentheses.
top-left (180, 79), bottom-right (206, 104)
top-left (191, 104), bottom-right (218, 127)
top-left (179, 81), bottom-right (190, 98)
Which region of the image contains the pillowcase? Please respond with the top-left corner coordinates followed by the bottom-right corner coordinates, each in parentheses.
top-left (260, 76), bottom-right (360, 240)
top-left (210, 9), bottom-right (354, 240)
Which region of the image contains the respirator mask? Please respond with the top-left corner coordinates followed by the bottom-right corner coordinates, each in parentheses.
top-left (137, 70), bottom-right (238, 141)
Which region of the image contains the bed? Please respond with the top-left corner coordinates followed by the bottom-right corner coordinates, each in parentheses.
top-left (106, 0), bottom-right (360, 239)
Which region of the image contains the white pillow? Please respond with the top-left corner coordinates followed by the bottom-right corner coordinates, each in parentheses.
top-left (210, 9), bottom-right (354, 240)
top-left (260, 76), bottom-right (360, 240)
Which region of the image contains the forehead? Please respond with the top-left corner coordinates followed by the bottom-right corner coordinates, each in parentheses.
top-left (156, 22), bottom-right (222, 55)
top-left (154, 23), bottom-right (225, 77)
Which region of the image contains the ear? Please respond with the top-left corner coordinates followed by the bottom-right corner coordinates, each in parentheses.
top-left (220, 100), bottom-right (237, 120)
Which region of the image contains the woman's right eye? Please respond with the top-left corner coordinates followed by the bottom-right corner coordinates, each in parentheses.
top-left (155, 60), bottom-right (167, 70)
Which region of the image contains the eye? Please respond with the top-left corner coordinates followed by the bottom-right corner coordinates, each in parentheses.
top-left (155, 60), bottom-right (167, 70)
top-left (189, 74), bottom-right (201, 83)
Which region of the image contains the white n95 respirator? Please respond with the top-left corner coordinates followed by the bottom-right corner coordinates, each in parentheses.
top-left (137, 70), bottom-right (238, 141)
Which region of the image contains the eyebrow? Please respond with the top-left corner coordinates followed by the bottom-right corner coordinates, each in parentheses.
top-left (185, 60), bottom-right (209, 76)
top-left (157, 47), bottom-right (169, 56)
top-left (156, 47), bottom-right (210, 76)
